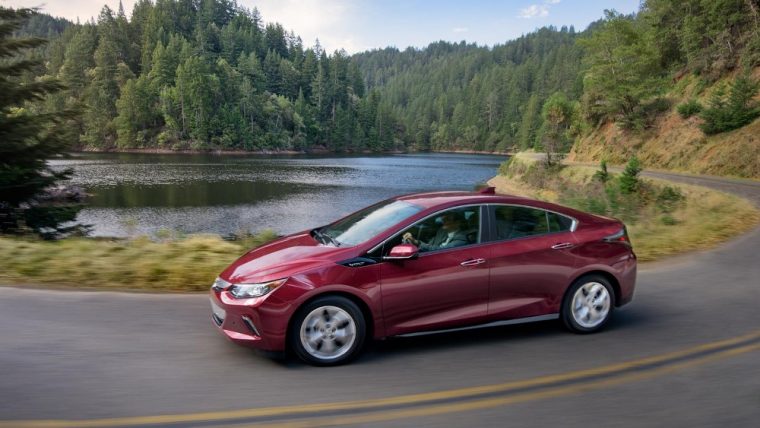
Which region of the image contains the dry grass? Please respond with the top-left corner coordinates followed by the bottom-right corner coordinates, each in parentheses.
top-left (0, 231), bottom-right (278, 292)
top-left (489, 154), bottom-right (760, 262)
top-left (624, 180), bottom-right (758, 261)
top-left (569, 70), bottom-right (760, 179)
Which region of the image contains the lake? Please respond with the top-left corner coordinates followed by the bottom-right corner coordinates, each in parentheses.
top-left (49, 152), bottom-right (506, 237)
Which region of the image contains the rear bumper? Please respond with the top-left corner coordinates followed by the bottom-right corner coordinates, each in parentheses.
top-left (208, 289), bottom-right (286, 351)
top-left (616, 254), bottom-right (637, 306)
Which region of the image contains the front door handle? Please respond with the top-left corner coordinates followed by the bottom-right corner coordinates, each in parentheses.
top-left (460, 258), bottom-right (486, 267)
top-left (551, 242), bottom-right (574, 250)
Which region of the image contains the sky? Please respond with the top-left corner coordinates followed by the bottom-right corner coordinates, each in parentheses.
top-left (4, 0), bottom-right (640, 53)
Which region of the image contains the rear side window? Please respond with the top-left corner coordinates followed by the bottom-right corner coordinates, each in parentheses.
top-left (494, 206), bottom-right (548, 239)
top-left (493, 206), bottom-right (574, 240)
top-left (548, 212), bottom-right (574, 232)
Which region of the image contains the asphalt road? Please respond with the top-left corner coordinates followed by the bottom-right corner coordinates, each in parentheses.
top-left (1, 171), bottom-right (759, 427)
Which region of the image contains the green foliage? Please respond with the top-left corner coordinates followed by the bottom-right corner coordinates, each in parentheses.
top-left (12, 0), bottom-right (760, 155)
top-left (538, 92), bottom-right (575, 166)
top-left (593, 159), bottom-right (610, 182)
top-left (644, 0), bottom-right (759, 78)
top-left (656, 185), bottom-right (685, 213)
top-left (354, 27), bottom-right (584, 152)
top-left (699, 75), bottom-right (760, 134)
top-left (579, 10), bottom-right (665, 128)
top-left (619, 156), bottom-right (642, 194)
top-left (14, 0), bottom-right (384, 153)
top-left (0, 7), bottom-right (84, 238)
top-left (677, 99), bottom-right (703, 118)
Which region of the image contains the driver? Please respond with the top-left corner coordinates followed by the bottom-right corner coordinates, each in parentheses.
top-left (402, 211), bottom-right (469, 251)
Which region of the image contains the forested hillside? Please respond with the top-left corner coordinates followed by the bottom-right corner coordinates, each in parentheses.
top-left (355, 0), bottom-right (760, 176)
top-left (8, 0), bottom-right (760, 175)
top-left (567, 1), bottom-right (760, 177)
top-left (353, 28), bottom-right (583, 152)
top-left (16, 0), bottom-right (399, 152)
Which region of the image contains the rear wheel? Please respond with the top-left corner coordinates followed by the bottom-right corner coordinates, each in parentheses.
top-left (562, 275), bottom-right (614, 333)
top-left (290, 296), bottom-right (366, 366)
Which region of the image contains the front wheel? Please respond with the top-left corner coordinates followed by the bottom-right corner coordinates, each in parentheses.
top-left (561, 275), bottom-right (614, 333)
top-left (290, 296), bottom-right (366, 366)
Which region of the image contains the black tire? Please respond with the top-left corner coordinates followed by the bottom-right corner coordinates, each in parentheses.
top-left (561, 274), bottom-right (615, 334)
top-left (289, 296), bottom-right (366, 366)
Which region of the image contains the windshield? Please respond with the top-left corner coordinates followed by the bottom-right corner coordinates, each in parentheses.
top-left (319, 200), bottom-right (423, 246)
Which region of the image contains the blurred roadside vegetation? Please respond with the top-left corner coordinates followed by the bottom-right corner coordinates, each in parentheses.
top-left (0, 230), bottom-right (278, 292)
top-left (492, 153), bottom-right (760, 261)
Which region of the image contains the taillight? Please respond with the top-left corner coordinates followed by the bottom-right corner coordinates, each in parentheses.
top-left (603, 227), bottom-right (631, 247)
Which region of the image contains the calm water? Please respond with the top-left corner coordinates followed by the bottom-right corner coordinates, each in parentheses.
top-left (49, 153), bottom-right (506, 237)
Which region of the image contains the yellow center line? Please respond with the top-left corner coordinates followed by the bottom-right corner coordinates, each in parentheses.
top-left (232, 342), bottom-right (760, 428)
top-left (2, 330), bottom-right (759, 428)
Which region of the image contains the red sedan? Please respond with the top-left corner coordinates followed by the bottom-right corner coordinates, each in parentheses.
top-left (209, 188), bottom-right (636, 365)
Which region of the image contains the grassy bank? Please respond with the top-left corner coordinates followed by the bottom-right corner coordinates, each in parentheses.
top-left (0, 231), bottom-right (278, 292)
top-left (489, 153), bottom-right (760, 262)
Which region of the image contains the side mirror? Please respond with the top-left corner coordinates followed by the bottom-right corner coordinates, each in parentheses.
top-left (384, 243), bottom-right (419, 260)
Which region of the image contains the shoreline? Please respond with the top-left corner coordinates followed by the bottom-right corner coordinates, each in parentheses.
top-left (72, 147), bottom-right (511, 156)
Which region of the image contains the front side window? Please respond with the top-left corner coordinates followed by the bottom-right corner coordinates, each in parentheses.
top-left (387, 206), bottom-right (481, 254)
top-left (320, 200), bottom-right (423, 246)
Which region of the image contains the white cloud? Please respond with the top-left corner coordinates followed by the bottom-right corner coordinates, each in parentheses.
top-left (518, 4), bottom-right (550, 19)
top-left (245, 0), bottom-right (362, 52)
top-left (545, 0), bottom-right (561, 4)
top-left (452, 27), bottom-right (469, 33)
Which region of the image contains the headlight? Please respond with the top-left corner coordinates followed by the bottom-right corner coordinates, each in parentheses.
top-left (212, 277), bottom-right (230, 291)
top-left (229, 278), bottom-right (287, 298)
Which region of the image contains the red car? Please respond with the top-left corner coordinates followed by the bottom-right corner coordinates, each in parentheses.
top-left (209, 188), bottom-right (636, 365)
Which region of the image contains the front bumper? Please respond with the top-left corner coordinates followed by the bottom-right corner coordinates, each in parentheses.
top-left (208, 289), bottom-right (286, 351)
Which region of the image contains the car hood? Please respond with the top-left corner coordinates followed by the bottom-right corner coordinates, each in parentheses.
top-left (220, 232), bottom-right (354, 284)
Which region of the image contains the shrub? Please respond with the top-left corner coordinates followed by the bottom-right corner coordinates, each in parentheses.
top-left (699, 75), bottom-right (760, 134)
top-left (619, 156), bottom-right (642, 194)
top-left (592, 159), bottom-right (610, 182)
top-left (660, 214), bottom-right (678, 226)
top-left (656, 185), bottom-right (685, 213)
top-left (521, 164), bottom-right (562, 189)
top-left (677, 99), bottom-right (703, 118)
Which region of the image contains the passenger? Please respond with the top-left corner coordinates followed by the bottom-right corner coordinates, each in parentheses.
top-left (403, 211), bottom-right (469, 251)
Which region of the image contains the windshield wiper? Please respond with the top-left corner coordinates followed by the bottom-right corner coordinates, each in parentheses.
top-left (313, 228), bottom-right (341, 247)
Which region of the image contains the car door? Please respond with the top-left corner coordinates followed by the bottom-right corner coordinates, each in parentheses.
top-left (377, 205), bottom-right (490, 336)
top-left (485, 204), bottom-right (579, 320)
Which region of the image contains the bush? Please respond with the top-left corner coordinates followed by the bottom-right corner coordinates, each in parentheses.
top-left (677, 99), bottom-right (703, 118)
top-left (699, 75), bottom-right (760, 135)
top-left (592, 159), bottom-right (610, 182)
top-left (656, 185), bottom-right (685, 213)
top-left (619, 98), bottom-right (671, 131)
top-left (619, 156), bottom-right (642, 194)
top-left (521, 163), bottom-right (563, 189)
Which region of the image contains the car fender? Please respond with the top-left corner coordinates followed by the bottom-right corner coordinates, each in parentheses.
top-left (283, 279), bottom-right (386, 339)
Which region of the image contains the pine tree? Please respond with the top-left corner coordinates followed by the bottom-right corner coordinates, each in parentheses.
top-left (0, 7), bottom-right (83, 237)
top-left (619, 156), bottom-right (642, 194)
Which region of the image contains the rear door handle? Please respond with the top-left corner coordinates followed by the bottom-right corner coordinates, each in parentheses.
top-left (460, 258), bottom-right (486, 267)
top-left (551, 242), bottom-right (574, 250)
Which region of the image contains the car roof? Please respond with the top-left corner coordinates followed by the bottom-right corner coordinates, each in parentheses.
top-left (396, 191), bottom-right (531, 209)
top-left (394, 190), bottom-right (611, 225)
